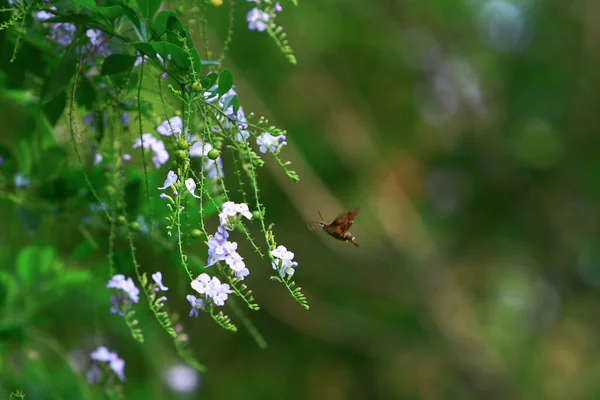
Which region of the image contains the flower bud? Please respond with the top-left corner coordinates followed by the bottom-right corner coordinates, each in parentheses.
top-left (176, 150), bottom-right (187, 162)
top-left (192, 82), bottom-right (203, 92)
top-left (207, 149), bottom-right (221, 160)
top-left (129, 221), bottom-right (141, 232)
top-left (251, 210), bottom-right (261, 220)
top-left (191, 229), bottom-right (203, 239)
top-left (177, 139), bottom-right (189, 150)
top-left (105, 185), bottom-right (116, 197)
top-left (117, 216), bottom-right (127, 225)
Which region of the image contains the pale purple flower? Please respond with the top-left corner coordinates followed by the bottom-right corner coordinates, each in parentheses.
top-left (257, 132), bottom-right (287, 153)
top-left (271, 245), bottom-right (299, 277)
top-left (225, 251), bottom-right (250, 280)
top-left (150, 140), bottom-right (170, 168)
top-left (86, 363), bottom-right (101, 383)
top-left (34, 8), bottom-right (56, 22)
top-left (158, 170), bottom-right (178, 190)
top-left (134, 54), bottom-right (148, 67)
top-left (133, 132), bottom-right (169, 167)
top-left (210, 277), bottom-right (233, 306)
top-left (184, 178), bottom-right (201, 199)
top-left (132, 133), bottom-right (158, 149)
top-left (122, 112), bottom-right (131, 126)
top-left (122, 154), bottom-right (132, 162)
top-left (89, 346), bottom-right (126, 382)
top-left (247, 8), bottom-right (270, 32)
top-left (157, 116), bottom-right (183, 137)
top-left (275, 3), bottom-right (282, 12)
top-left (0, 155), bottom-right (4, 166)
top-left (189, 136), bottom-right (224, 180)
top-left (219, 201), bottom-right (253, 228)
top-left (160, 193), bottom-right (168, 200)
top-left (162, 363), bottom-right (200, 394)
top-left (207, 233), bottom-right (238, 266)
top-left (110, 357), bottom-right (126, 381)
top-left (191, 273), bottom-right (213, 296)
top-left (152, 272), bottom-right (169, 291)
top-left (107, 274), bottom-right (140, 303)
top-left (14, 173), bottom-right (30, 189)
top-left (90, 346), bottom-right (113, 362)
top-left (186, 294), bottom-right (204, 317)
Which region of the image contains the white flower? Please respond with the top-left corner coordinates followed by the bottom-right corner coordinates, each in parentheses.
top-left (152, 272), bottom-right (169, 291)
top-left (191, 273), bottom-right (212, 295)
top-left (225, 251), bottom-right (250, 280)
top-left (247, 8), bottom-right (270, 32)
top-left (257, 132), bottom-right (286, 153)
top-left (271, 245), bottom-right (299, 278)
top-left (219, 201), bottom-right (253, 227)
top-left (184, 178), bottom-right (201, 199)
top-left (156, 116), bottom-right (183, 137)
top-left (158, 170), bottom-right (178, 190)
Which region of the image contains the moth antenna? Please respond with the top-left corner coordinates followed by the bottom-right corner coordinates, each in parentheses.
top-left (318, 210), bottom-right (324, 221)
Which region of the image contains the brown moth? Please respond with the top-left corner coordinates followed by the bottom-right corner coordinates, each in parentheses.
top-left (311, 208), bottom-right (360, 247)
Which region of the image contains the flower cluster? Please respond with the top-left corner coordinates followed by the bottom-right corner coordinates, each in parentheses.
top-left (85, 29), bottom-right (112, 58)
top-left (246, 1), bottom-right (283, 32)
top-left (190, 273), bottom-right (233, 308)
top-left (157, 116), bottom-right (183, 137)
top-left (257, 132), bottom-right (287, 154)
top-left (205, 85), bottom-right (288, 154)
top-left (133, 133), bottom-right (169, 168)
top-left (189, 136), bottom-right (223, 180)
top-left (87, 346), bottom-right (126, 382)
top-left (205, 87), bottom-right (250, 142)
top-left (205, 201), bottom-right (253, 280)
top-left (271, 245), bottom-right (299, 278)
top-left (34, 7), bottom-right (76, 48)
top-left (158, 170), bottom-right (201, 199)
top-left (107, 274), bottom-right (140, 316)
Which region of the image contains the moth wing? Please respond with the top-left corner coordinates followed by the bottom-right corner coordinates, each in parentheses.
top-left (330, 208), bottom-right (360, 233)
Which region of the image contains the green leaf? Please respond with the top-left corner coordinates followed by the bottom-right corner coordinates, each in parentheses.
top-left (218, 69), bottom-right (234, 97)
top-left (42, 46), bottom-right (77, 105)
top-left (52, 270), bottom-right (92, 288)
top-left (115, 0), bottom-right (147, 41)
top-left (0, 270), bottom-right (20, 307)
top-left (151, 41), bottom-right (190, 69)
top-left (152, 10), bottom-right (178, 37)
top-left (95, 6), bottom-right (124, 22)
top-left (42, 90), bottom-right (67, 127)
top-left (101, 54), bottom-right (138, 75)
top-left (139, 0), bottom-right (162, 21)
top-left (189, 47), bottom-right (202, 78)
top-left (16, 247), bottom-right (41, 288)
top-left (73, 0), bottom-right (97, 9)
top-left (75, 76), bottom-right (97, 109)
top-left (221, 93), bottom-right (237, 111)
top-left (131, 42), bottom-right (156, 59)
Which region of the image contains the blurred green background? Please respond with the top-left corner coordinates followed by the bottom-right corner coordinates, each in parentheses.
top-left (3, 0), bottom-right (600, 399)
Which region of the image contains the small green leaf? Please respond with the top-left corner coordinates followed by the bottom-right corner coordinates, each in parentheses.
top-left (95, 6), bottom-right (124, 22)
top-left (139, 0), bottom-right (162, 21)
top-left (42, 90), bottom-right (67, 127)
top-left (72, 0), bottom-right (96, 9)
top-left (221, 93), bottom-right (237, 111)
top-left (151, 41), bottom-right (190, 69)
top-left (201, 60), bottom-right (221, 67)
top-left (42, 46), bottom-right (77, 104)
top-left (152, 10), bottom-right (178, 37)
top-left (131, 42), bottom-right (156, 59)
top-left (101, 54), bottom-right (138, 75)
top-left (218, 69), bottom-right (234, 97)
